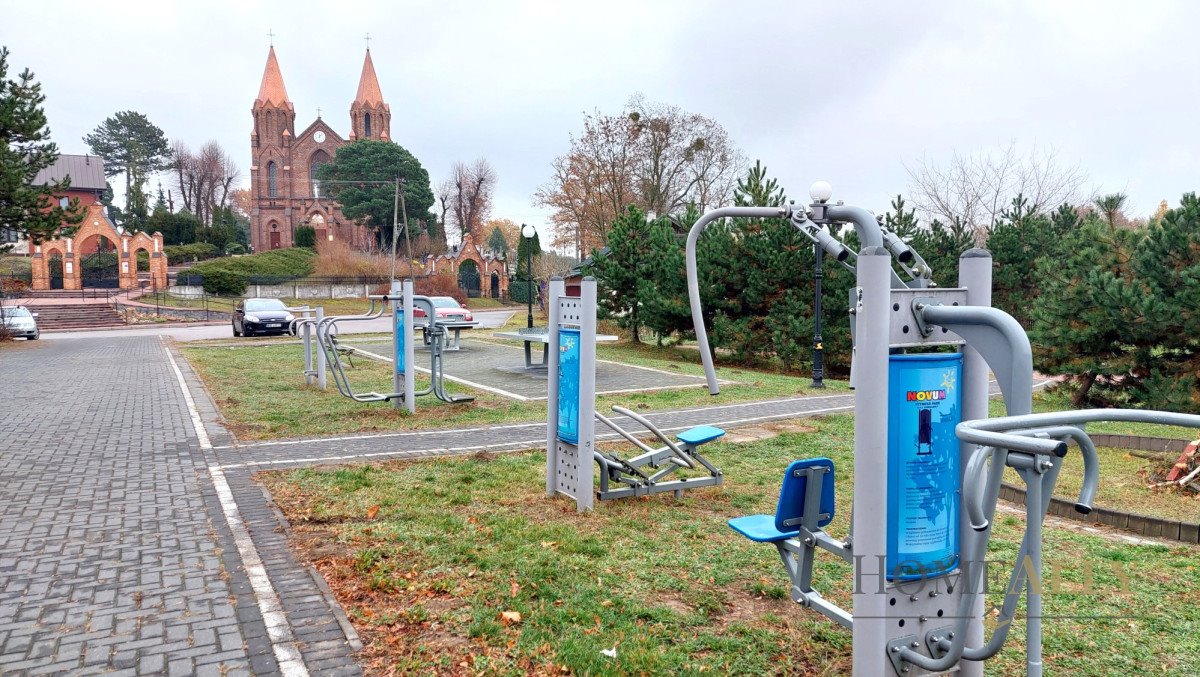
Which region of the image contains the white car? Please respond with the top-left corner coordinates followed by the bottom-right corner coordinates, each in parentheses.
top-left (0, 305), bottom-right (39, 340)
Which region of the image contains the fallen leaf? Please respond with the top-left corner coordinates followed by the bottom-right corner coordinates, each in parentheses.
top-left (511, 581), bottom-right (520, 598)
top-left (366, 505), bottom-right (380, 520)
top-left (541, 541), bottom-right (557, 548)
top-left (601, 646), bottom-right (618, 658)
top-left (600, 599), bottom-right (613, 607)
top-left (500, 610), bottom-right (522, 625)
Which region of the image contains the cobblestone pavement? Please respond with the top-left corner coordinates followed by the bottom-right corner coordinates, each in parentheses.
top-left (0, 337), bottom-right (287, 675)
top-left (1, 334), bottom-right (944, 675)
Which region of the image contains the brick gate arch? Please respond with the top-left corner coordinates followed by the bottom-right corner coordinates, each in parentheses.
top-left (31, 204), bottom-right (167, 291)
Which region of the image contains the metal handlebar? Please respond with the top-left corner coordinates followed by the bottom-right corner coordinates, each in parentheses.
top-left (596, 405), bottom-right (696, 469)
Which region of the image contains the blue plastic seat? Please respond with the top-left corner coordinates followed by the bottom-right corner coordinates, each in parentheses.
top-left (728, 513), bottom-right (800, 542)
top-left (728, 457), bottom-right (836, 543)
top-left (775, 458), bottom-right (836, 532)
top-left (677, 425), bottom-right (725, 446)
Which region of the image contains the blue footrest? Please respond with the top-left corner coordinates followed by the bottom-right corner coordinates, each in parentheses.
top-left (677, 425), bottom-right (725, 446)
top-left (728, 514), bottom-right (800, 543)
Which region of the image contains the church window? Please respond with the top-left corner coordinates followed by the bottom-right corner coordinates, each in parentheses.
top-left (309, 150), bottom-right (331, 198)
top-left (364, 113), bottom-right (372, 138)
top-left (268, 161), bottom-right (278, 197)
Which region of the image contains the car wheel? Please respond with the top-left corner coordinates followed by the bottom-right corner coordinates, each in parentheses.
top-left (27, 333), bottom-right (38, 340)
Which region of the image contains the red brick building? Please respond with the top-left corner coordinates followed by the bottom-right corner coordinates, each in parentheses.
top-left (2, 154), bottom-right (107, 255)
top-left (248, 47), bottom-right (391, 252)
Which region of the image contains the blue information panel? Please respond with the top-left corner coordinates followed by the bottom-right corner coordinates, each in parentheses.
top-left (887, 353), bottom-right (962, 580)
top-left (557, 329), bottom-right (581, 443)
top-left (395, 313), bottom-right (405, 372)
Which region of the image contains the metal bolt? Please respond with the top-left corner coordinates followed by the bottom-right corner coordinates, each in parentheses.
top-left (902, 668), bottom-right (910, 674)
top-left (909, 595), bottom-right (918, 602)
top-left (911, 641), bottom-right (920, 648)
top-left (891, 646), bottom-right (901, 653)
top-left (948, 632), bottom-right (955, 639)
top-left (803, 537), bottom-right (814, 545)
top-left (919, 615), bottom-right (928, 623)
top-left (929, 590), bottom-right (939, 597)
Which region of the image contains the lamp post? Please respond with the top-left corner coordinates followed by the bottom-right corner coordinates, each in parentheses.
top-left (522, 223), bottom-right (535, 329)
top-left (812, 240), bottom-right (825, 388)
top-left (809, 181), bottom-right (833, 389)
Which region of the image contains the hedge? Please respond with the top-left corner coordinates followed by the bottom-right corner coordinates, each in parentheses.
top-left (188, 247), bottom-right (315, 283)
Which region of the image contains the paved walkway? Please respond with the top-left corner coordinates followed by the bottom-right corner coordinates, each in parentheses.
top-left (0, 335), bottom-right (873, 675)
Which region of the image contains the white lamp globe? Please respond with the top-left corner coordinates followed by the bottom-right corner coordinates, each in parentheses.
top-left (522, 224), bottom-right (536, 238)
top-left (809, 181), bottom-right (833, 204)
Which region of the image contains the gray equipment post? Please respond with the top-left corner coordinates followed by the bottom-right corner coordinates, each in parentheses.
top-left (850, 247), bottom-right (892, 676)
top-left (302, 314), bottom-right (314, 387)
top-left (402, 279), bottom-right (415, 414)
top-left (391, 280), bottom-right (402, 411)
top-left (957, 249), bottom-right (992, 677)
top-left (545, 277), bottom-right (597, 511)
top-left (315, 306), bottom-right (327, 391)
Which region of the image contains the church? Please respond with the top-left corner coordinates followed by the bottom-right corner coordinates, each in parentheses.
top-left (248, 46), bottom-right (391, 252)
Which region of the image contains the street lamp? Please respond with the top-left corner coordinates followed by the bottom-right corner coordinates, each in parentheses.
top-left (809, 182), bottom-right (832, 389)
top-left (522, 223), bottom-right (536, 329)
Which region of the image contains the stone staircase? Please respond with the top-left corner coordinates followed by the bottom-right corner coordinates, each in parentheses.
top-left (27, 303), bottom-right (127, 331)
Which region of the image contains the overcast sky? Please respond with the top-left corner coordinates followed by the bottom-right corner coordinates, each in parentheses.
top-left (5, 0), bottom-right (1198, 246)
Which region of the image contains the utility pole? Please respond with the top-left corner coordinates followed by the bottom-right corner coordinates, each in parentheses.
top-left (391, 177), bottom-right (400, 282)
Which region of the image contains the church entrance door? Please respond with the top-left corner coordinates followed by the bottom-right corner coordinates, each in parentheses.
top-left (269, 231), bottom-right (282, 249)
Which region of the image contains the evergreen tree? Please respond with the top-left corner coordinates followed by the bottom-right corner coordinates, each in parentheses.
top-left (0, 47), bottom-right (84, 250)
top-left (1030, 213), bottom-right (1141, 406)
top-left (512, 229), bottom-right (542, 304)
top-left (590, 205), bottom-right (655, 342)
top-left (316, 140), bottom-right (435, 249)
top-left (989, 196), bottom-right (1077, 327)
top-left (83, 110), bottom-right (171, 227)
top-left (486, 225), bottom-right (509, 260)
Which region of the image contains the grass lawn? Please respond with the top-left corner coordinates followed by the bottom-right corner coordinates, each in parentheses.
top-left (180, 332), bottom-right (845, 441)
top-left (262, 413), bottom-right (1200, 676)
top-left (147, 293), bottom-right (384, 317)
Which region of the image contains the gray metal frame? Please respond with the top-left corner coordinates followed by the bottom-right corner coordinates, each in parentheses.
top-left (311, 281), bottom-right (471, 410)
top-left (546, 277), bottom-right (723, 511)
top-left (545, 277), bottom-right (597, 511)
top-left (681, 185), bottom-right (1200, 676)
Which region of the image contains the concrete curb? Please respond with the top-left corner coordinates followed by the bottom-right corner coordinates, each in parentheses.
top-left (999, 433), bottom-right (1200, 545)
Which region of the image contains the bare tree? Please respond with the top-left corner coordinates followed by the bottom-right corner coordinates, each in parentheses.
top-left (171, 140), bottom-right (240, 225)
top-left (905, 143), bottom-right (1090, 244)
top-left (535, 97), bottom-right (745, 259)
top-left (437, 158), bottom-right (496, 238)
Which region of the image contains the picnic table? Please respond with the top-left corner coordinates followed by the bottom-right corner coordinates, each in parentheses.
top-left (414, 320), bottom-right (478, 351)
top-left (493, 327), bottom-right (618, 368)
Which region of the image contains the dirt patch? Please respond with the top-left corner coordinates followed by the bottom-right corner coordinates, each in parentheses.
top-left (717, 588), bottom-right (796, 629)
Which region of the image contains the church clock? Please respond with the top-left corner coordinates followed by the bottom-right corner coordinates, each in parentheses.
top-left (313, 131), bottom-right (326, 143)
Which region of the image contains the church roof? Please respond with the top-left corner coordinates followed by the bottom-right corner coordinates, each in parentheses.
top-left (255, 46), bottom-right (292, 109)
top-left (353, 49), bottom-right (387, 108)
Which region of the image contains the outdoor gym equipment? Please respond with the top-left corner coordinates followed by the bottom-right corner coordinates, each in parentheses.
top-left (313, 279), bottom-right (473, 412)
top-left (545, 277), bottom-right (725, 510)
top-left (683, 183), bottom-right (1200, 676)
top-left (291, 305), bottom-right (326, 390)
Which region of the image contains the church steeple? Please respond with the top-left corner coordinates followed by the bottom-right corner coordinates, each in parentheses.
top-left (349, 49), bottom-right (391, 141)
top-left (251, 46), bottom-right (296, 148)
top-left (254, 46), bottom-right (293, 110)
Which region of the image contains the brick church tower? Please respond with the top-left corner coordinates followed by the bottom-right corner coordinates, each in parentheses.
top-left (248, 47), bottom-right (389, 252)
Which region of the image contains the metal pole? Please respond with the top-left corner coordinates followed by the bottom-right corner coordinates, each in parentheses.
top-left (315, 306), bottom-right (327, 390)
top-left (811, 241), bottom-right (825, 388)
top-left (391, 279), bottom-right (402, 410)
top-left (399, 178), bottom-right (414, 285)
top-left (956, 249), bottom-right (993, 677)
top-left (391, 177), bottom-right (399, 282)
top-left (851, 246), bottom-right (892, 676)
top-left (524, 225), bottom-right (533, 329)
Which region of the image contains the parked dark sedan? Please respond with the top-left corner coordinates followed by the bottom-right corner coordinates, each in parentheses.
top-left (232, 298), bottom-right (295, 337)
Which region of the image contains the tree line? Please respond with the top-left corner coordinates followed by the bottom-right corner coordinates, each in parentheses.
top-left (587, 157), bottom-right (1200, 412)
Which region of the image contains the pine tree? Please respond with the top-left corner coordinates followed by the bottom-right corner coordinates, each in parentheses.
top-left (988, 196), bottom-right (1076, 327)
top-left (1030, 213), bottom-right (1141, 406)
top-left (590, 205), bottom-right (652, 342)
top-left (0, 47), bottom-right (84, 250)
